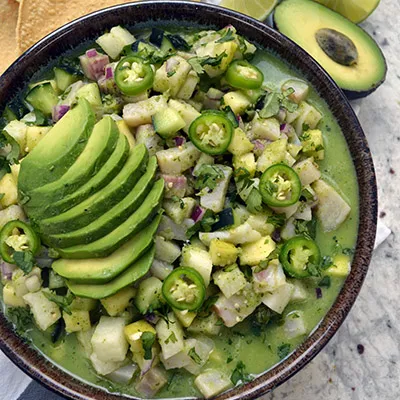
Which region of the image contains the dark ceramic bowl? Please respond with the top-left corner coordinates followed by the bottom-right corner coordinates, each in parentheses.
top-left (0, 1), bottom-right (377, 399)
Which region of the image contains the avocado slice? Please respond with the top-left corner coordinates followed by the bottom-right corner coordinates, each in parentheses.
top-left (18, 99), bottom-right (95, 195)
top-left (42, 132), bottom-right (130, 219)
top-left (26, 116), bottom-right (119, 218)
top-left (66, 246), bottom-right (155, 299)
top-left (274, 0), bottom-right (386, 98)
top-left (55, 179), bottom-right (164, 259)
top-left (39, 144), bottom-right (148, 235)
top-left (52, 214), bottom-right (160, 284)
top-left (45, 156), bottom-right (158, 248)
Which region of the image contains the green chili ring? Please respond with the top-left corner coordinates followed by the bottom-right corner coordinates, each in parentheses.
top-left (115, 56), bottom-right (154, 95)
top-left (0, 220), bottom-right (41, 263)
top-left (188, 111), bottom-right (234, 155)
top-left (279, 236), bottom-right (321, 278)
top-left (225, 60), bottom-right (264, 90)
top-left (260, 164), bottom-right (302, 207)
top-left (162, 267), bottom-right (206, 311)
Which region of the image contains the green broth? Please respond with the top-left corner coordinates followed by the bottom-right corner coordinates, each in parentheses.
top-left (1, 44), bottom-right (358, 398)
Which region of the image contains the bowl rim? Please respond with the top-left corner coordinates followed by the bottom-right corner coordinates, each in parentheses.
top-left (0, 1), bottom-right (377, 400)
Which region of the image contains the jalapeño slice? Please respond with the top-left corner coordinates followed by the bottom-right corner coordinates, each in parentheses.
top-left (260, 164), bottom-right (301, 207)
top-left (280, 236), bottom-right (321, 278)
top-left (225, 60), bottom-right (264, 90)
top-left (162, 267), bottom-right (206, 311)
top-left (115, 56), bottom-right (154, 95)
top-left (188, 111), bottom-right (234, 155)
top-left (0, 220), bottom-right (41, 263)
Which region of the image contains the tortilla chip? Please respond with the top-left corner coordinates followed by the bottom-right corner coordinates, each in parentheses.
top-left (16, 0), bottom-right (200, 54)
top-left (0, 0), bottom-right (20, 75)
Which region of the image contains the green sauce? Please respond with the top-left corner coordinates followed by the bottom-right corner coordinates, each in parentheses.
top-left (1, 44), bottom-right (358, 398)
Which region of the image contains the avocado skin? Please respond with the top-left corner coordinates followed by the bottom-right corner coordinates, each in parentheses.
top-left (38, 144), bottom-right (148, 235)
top-left (273, 0), bottom-right (387, 99)
top-left (66, 246), bottom-right (155, 299)
top-left (39, 133), bottom-right (130, 220)
top-left (18, 99), bottom-right (95, 195)
top-left (52, 214), bottom-right (160, 284)
top-left (25, 116), bottom-right (120, 219)
top-left (55, 179), bottom-right (164, 259)
top-left (44, 156), bottom-right (158, 248)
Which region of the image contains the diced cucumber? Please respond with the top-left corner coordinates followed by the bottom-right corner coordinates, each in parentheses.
top-left (233, 152), bottom-right (256, 177)
top-left (155, 235), bottom-right (181, 263)
top-left (26, 82), bottom-right (58, 116)
top-left (168, 99), bottom-right (201, 133)
top-left (152, 107), bottom-right (186, 138)
top-left (123, 95), bottom-right (168, 127)
top-left (173, 308), bottom-right (197, 328)
top-left (54, 68), bottom-right (79, 92)
top-left (195, 369), bottom-right (232, 398)
top-left (135, 277), bottom-right (163, 314)
top-left (96, 26), bottom-right (135, 59)
top-left (294, 157), bottom-right (321, 186)
top-left (261, 282), bottom-right (294, 314)
top-left (76, 83), bottom-right (102, 108)
top-left (256, 138), bottom-right (288, 172)
top-left (228, 127), bottom-right (254, 156)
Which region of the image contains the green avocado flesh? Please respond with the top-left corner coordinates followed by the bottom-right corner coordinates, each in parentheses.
top-left (52, 215), bottom-right (161, 283)
top-left (274, 0), bottom-right (386, 98)
top-left (41, 133), bottom-right (130, 219)
top-left (66, 246), bottom-right (155, 299)
top-left (45, 156), bottom-right (158, 248)
top-left (26, 116), bottom-right (119, 216)
top-left (18, 99), bottom-right (95, 195)
top-left (56, 179), bottom-right (164, 259)
top-left (39, 144), bottom-right (148, 235)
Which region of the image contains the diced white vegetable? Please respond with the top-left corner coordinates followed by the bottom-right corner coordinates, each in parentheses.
top-left (213, 265), bottom-right (247, 299)
top-left (77, 328), bottom-right (94, 358)
top-left (3, 120), bottom-right (27, 153)
top-left (222, 91), bottom-right (251, 115)
top-left (91, 317), bottom-right (128, 362)
top-left (164, 197), bottom-right (196, 224)
top-left (100, 286), bottom-right (136, 317)
top-left (188, 312), bottom-right (222, 336)
top-left (249, 116), bottom-right (281, 141)
top-left (135, 123), bottom-right (163, 156)
top-left (246, 214), bottom-right (274, 236)
top-left (270, 202), bottom-right (300, 219)
top-left (282, 79), bottom-right (310, 104)
top-left (63, 310), bottom-right (91, 333)
top-left (181, 245), bottom-right (213, 287)
top-left (195, 369), bottom-right (232, 398)
top-left (240, 236), bottom-right (276, 266)
top-left (162, 174), bottom-right (188, 199)
top-left (294, 157), bottom-right (321, 186)
top-left (294, 102), bottom-right (322, 135)
top-left (3, 283), bottom-right (25, 307)
top-left (90, 352), bottom-right (122, 376)
top-left (150, 259), bottom-right (173, 281)
top-left (156, 142), bottom-right (201, 174)
top-left (256, 138), bottom-right (287, 172)
top-left (293, 203), bottom-right (312, 221)
top-left (156, 313), bottom-right (185, 359)
top-left (280, 217), bottom-right (296, 241)
top-left (135, 367), bottom-right (168, 398)
top-left (183, 337), bottom-right (215, 375)
top-left (25, 275), bottom-right (42, 293)
top-left (214, 284), bottom-right (261, 327)
top-left (283, 310), bottom-right (307, 339)
top-left (123, 95), bottom-right (167, 127)
top-left (168, 99), bottom-right (201, 133)
top-left (262, 282), bottom-right (294, 314)
top-left (23, 289), bottom-right (61, 331)
top-left (157, 215), bottom-right (194, 241)
top-left (107, 364), bottom-right (138, 384)
top-left (155, 235), bottom-right (181, 263)
top-left (177, 70), bottom-right (200, 100)
top-left (253, 260), bottom-right (286, 294)
top-left (199, 222), bottom-right (261, 246)
top-left (200, 165), bottom-right (232, 213)
top-left (289, 280), bottom-right (308, 303)
top-left (313, 179), bottom-right (351, 232)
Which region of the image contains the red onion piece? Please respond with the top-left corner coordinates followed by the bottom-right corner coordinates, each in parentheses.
top-left (174, 136), bottom-right (186, 147)
top-left (0, 261), bottom-right (17, 281)
top-left (162, 174), bottom-right (187, 189)
top-left (316, 287), bottom-right (323, 299)
top-left (80, 53), bottom-right (110, 81)
top-left (52, 104), bottom-right (70, 122)
top-left (86, 48), bottom-right (98, 58)
top-left (191, 205), bottom-right (205, 222)
top-left (144, 313), bottom-right (160, 325)
top-left (252, 139), bottom-right (266, 152)
top-left (105, 66), bottom-right (114, 80)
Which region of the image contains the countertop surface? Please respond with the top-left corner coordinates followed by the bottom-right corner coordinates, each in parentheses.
top-left (6, 1), bottom-right (400, 399)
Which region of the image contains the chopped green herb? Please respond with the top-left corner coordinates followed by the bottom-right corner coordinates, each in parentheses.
top-left (167, 70), bottom-right (176, 77)
top-left (141, 331), bottom-right (156, 360)
top-left (320, 255), bottom-right (333, 270)
top-left (186, 209), bottom-right (219, 238)
top-left (188, 52), bottom-right (227, 75)
top-left (171, 195), bottom-right (185, 209)
top-left (12, 251), bottom-right (35, 274)
top-left (188, 347), bottom-right (202, 364)
top-left (165, 331), bottom-right (178, 344)
top-left (342, 247), bottom-right (355, 256)
top-left (318, 276), bottom-right (331, 288)
top-left (277, 343), bottom-right (291, 360)
top-left (259, 92), bottom-right (280, 119)
top-left (246, 187), bottom-right (263, 213)
top-left (6, 307), bottom-right (32, 336)
top-left (43, 291), bottom-right (74, 315)
top-left (267, 213), bottom-right (286, 228)
top-left (194, 164), bottom-right (224, 191)
top-left (216, 29), bottom-right (235, 44)
top-left (231, 361), bottom-right (251, 385)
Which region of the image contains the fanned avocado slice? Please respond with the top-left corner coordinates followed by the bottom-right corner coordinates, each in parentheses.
top-left (18, 99), bottom-right (95, 195)
top-left (39, 144), bottom-right (148, 235)
top-left (66, 246), bottom-right (155, 299)
top-left (274, 0), bottom-right (386, 98)
top-left (42, 133), bottom-right (130, 219)
top-left (45, 156), bottom-right (158, 248)
top-left (52, 215), bottom-right (160, 284)
top-left (56, 179), bottom-right (164, 259)
top-left (26, 116), bottom-right (119, 218)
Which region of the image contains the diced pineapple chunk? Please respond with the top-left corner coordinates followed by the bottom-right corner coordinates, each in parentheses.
top-left (325, 254), bottom-right (351, 277)
top-left (222, 91), bottom-right (251, 115)
top-left (228, 127), bottom-right (254, 156)
top-left (123, 95), bottom-right (168, 127)
top-left (177, 70), bottom-right (200, 100)
top-left (3, 120), bottom-right (27, 152)
top-left (101, 286), bottom-right (136, 317)
top-left (24, 126), bottom-right (50, 153)
top-left (63, 310), bottom-right (91, 333)
top-left (213, 265), bottom-right (247, 299)
top-left (156, 142), bottom-right (201, 174)
top-left (312, 179), bottom-right (351, 232)
top-left (0, 174), bottom-right (18, 207)
top-left (3, 283), bottom-right (26, 307)
top-left (124, 320), bottom-right (156, 353)
top-left (181, 245), bottom-right (213, 286)
top-left (233, 152), bottom-right (256, 177)
top-left (155, 236), bottom-right (181, 263)
top-left (209, 239), bottom-right (238, 266)
top-left (240, 236), bottom-right (276, 266)
top-left (246, 214), bottom-right (274, 236)
top-left (256, 138), bottom-right (288, 172)
top-left (300, 129), bottom-right (324, 160)
top-left (173, 308), bottom-right (197, 328)
top-left (195, 369), bottom-right (232, 398)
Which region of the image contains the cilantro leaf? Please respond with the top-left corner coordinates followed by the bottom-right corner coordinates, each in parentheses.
top-left (194, 165), bottom-right (224, 191)
top-left (318, 276), bottom-right (331, 288)
top-left (186, 209), bottom-right (219, 238)
top-left (12, 251), bottom-right (35, 274)
top-left (43, 291), bottom-right (74, 315)
top-left (279, 88), bottom-right (299, 113)
top-left (259, 92), bottom-right (280, 119)
top-left (267, 213), bottom-right (286, 228)
top-left (188, 52), bottom-right (227, 75)
top-left (141, 331), bottom-right (156, 360)
top-left (231, 361), bottom-right (251, 385)
top-left (165, 331), bottom-right (177, 344)
top-left (188, 347), bottom-right (202, 364)
top-left (277, 343), bottom-right (291, 360)
top-left (7, 307), bottom-right (33, 336)
top-left (246, 187), bottom-right (263, 214)
top-left (216, 29), bottom-right (235, 44)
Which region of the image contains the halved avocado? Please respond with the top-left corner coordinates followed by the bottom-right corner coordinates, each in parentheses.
top-left (42, 133), bottom-right (130, 219)
top-left (26, 116), bottom-right (119, 218)
top-left (39, 144), bottom-right (148, 235)
top-left (66, 246), bottom-right (155, 299)
top-left (274, 0), bottom-right (387, 98)
top-left (18, 99), bottom-right (95, 194)
top-left (52, 215), bottom-right (160, 284)
top-left (55, 179), bottom-right (164, 259)
top-left (45, 156), bottom-right (158, 248)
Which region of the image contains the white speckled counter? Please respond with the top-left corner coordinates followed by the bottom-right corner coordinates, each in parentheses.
top-left (262, 1), bottom-right (400, 399)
